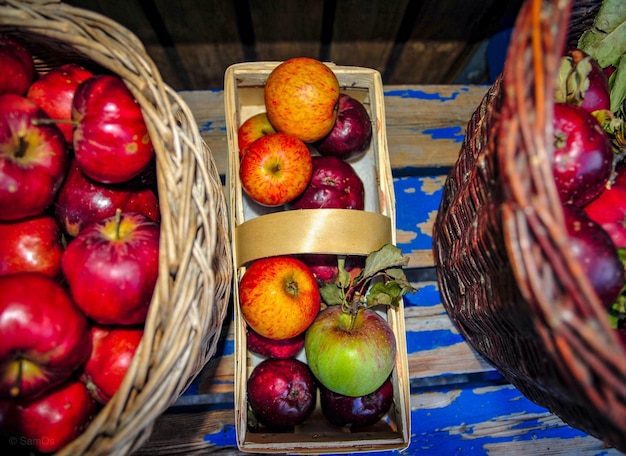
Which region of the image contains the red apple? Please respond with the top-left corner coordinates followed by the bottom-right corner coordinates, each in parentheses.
top-left (320, 377), bottom-right (394, 429)
top-left (0, 215), bottom-right (64, 278)
top-left (304, 305), bottom-right (397, 397)
top-left (315, 94), bottom-right (372, 160)
top-left (61, 211), bottom-right (160, 325)
top-left (72, 74), bottom-right (154, 184)
top-left (27, 63), bottom-right (95, 142)
top-left (0, 379), bottom-right (97, 454)
top-left (552, 102), bottom-right (613, 206)
top-left (81, 325), bottom-right (143, 404)
top-left (239, 256), bottom-right (321, 340)
top-left (237, 112), bottom-right (277, 159)
top-left (247, 358), bottom-right (317, 430)
top-left (563, 203), bottom-right (625, 308)
top-left (246, 325), bottom-right (305, 359)
top-left (0, 35), bottom-right (35, 96)
top-left (239, 132), bottom-right (313, 207)
top-left (584, 165), bottom-right (626, 248)
top-left (0, 273), bottom-right (91, 400)
top-left (289, 155), bottom-right (365, 210)
top-left (55, 159), bottom-right (160, 237)
top-left (0, 94), bottom-right (68, 221)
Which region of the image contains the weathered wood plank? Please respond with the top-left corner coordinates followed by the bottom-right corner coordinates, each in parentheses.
top-left (137, 383), bottom-right (618, 455)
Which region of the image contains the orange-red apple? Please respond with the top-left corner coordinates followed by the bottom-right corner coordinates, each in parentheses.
top-left (239, 256), bottom-right (321, 340)
top-left (237, 112), bottom-right (276, 159)
top-left (239, 132), bottom-right (312, 207)
top-left (264, 57), bottom-right (340, 143)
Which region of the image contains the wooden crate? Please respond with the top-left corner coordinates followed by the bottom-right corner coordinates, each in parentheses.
top-left (224, 62), bottom-right (411, 453)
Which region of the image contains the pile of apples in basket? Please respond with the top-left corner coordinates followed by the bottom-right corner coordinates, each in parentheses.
top-left (0, 35), bottom-right (160, 452)
top-left (236, 57), bottom-right (415, 431)
top-left (549, 8), bottom-right (626, 347)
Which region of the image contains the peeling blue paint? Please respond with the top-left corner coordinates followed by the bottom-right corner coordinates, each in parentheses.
top-left (384, 87), bottom-right (468, 101)
top-left (422, 125), bottom-right (464, 143)
top-left (406, 329), bottom-right (464, 353)
top-left (203, 424), bottom-right (237, 447)
top-left (199, 121), bottom-right (226, 133)
top-left (404, 283), bottom-right (440, 308)
top-left (394, 176), bottom-right (444, 252)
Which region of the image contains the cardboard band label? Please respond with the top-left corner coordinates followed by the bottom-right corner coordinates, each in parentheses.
top-left (235, 209), bottom-right (393, 267)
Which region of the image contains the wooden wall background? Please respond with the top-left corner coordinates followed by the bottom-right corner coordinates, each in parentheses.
top-left (64, 0), bottom-right (523, 91)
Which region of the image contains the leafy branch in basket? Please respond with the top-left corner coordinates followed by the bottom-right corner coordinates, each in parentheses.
top-left (578, 0), bottom-right (626, 117)
top-left (320, 243), bottom-right (417, 315)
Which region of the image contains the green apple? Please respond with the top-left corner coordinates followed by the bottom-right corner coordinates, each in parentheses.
top-left (304, 305), bottom-right (396, 397)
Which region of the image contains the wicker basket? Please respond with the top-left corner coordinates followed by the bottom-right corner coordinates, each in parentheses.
top-left (433, 0), bottom-right (626, 451)
top-left (0, 1), bottom-right (233, 454)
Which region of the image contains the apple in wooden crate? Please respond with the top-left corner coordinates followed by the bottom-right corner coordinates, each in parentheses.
top-left (264, 57), bottom-right (340, 143)
top-left (315, 93), bottom-right (372, 160)
top-left (239, 132), bottom-right (312, 207)
top-left (288, 155), bottom-right (365, 210)
top-left (237, 111), bottom-right (276, 159)
top-left (239, 255), bottom-right (320, 340)
top-left (247, 357), bottom-right (317, 430)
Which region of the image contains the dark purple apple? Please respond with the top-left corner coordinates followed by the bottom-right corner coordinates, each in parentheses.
top-left (246, 325), bottom-right (305, 359)
top-left (320, 377), bottom-right (394, 429)
top-left (55, 159), bottom-right (160, 237)
top-left (552, 102), bottom-right (612, 207)
top-left (315, 94), bottom-right (372, 160)
top-left (563, 203), bottom-right (624, 308)
top-left (297, 253), bottom-right (365, 286)
top-left (556, 49), bottom-right (611, 114)
top-left (247, 358), bottom-right (317, 430)
top-left (288, 156), bottom-right (365, 210)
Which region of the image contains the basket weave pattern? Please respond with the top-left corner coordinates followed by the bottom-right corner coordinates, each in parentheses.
top-left (433, 0), bottom-right (626, 450)
top-left (0, 1), bottom-right (233, 454)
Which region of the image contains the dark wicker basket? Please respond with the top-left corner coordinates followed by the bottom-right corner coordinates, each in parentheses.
top-left (433, 0), bottom-right (626, 451)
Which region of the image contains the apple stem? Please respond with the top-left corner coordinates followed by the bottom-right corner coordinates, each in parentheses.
top-left (15, 135), bottom-right (28, 158)
top-left (9, 359), bottom-right (22, 398)
top-left (31, 118), bottom-right (77, 127)
top-left (114, 208), bottom-right (123, 240)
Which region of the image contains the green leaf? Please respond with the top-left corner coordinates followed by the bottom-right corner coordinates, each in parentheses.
top-left (359, 244), bottom-right (409, 282)
top-left (578, 0), bottom-right (626, 69)
top-left (320, 282), bottom-right (344, 306)
top-left (610, 54), bottom-right (626, 116)
top-left (367, 281), bottom-right (403, 307)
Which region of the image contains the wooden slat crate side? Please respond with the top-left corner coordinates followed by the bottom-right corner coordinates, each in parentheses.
top-left (247, 0), bottom-right (325, 61)
top-left (329, 0), bottom-right (410, 76)
top-left (389, 0), bottom-right (524, 84)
